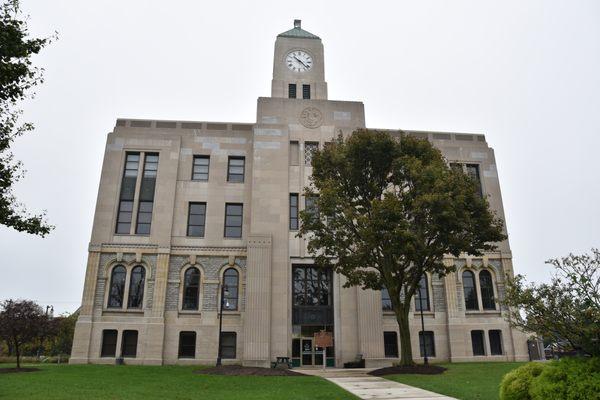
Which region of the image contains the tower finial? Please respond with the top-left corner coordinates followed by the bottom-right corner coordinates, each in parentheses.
top-left (294, 19), bottom-right (301, 29)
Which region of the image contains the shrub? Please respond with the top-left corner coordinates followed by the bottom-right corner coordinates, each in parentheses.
top-left (499, 362), bottom-right (546, 400)
top-left (529, 357), bottom-right (600, 400)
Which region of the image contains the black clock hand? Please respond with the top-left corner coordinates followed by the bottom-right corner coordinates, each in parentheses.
top-left (294, 56), bottom-right (309, 69)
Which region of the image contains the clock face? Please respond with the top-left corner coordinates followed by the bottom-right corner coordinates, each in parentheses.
top-left (286, 50), bottom-right (313, 72)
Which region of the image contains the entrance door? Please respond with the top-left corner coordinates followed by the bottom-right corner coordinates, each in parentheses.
top-left (301, 338), bottom-right (313, 366)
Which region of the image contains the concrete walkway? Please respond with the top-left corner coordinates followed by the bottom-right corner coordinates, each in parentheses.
top-left (296, 368), bottom-right (457, 400)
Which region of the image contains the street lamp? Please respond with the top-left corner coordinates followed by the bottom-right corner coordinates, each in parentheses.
top-left (216, 282), bottom-right (230, 366)
top-left (418, 284), bottom-right (429, 366)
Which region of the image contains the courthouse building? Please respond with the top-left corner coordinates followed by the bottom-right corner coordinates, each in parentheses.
top-left (71, 20), bottom-right (529, 367)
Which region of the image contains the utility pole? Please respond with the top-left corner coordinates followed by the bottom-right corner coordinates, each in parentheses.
top-left (216, 283), bottom-right (228, 366)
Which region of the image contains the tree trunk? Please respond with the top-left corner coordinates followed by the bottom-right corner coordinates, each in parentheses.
top-left (15, 341), bottom-right (20, 369)
top-left (395, 306), bottom-right (414, 366)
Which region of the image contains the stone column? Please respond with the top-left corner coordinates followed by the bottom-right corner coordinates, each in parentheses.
top-left (70, 250), bottom-right (100, 364)
top-left (242, 234), bottom-right (272, 367)
top-left (444, 264), bottom-right (465, 362)
top-left (357, 287), bottom-right (385, 364)
top-left (143, 249), bottom-right (170, 365)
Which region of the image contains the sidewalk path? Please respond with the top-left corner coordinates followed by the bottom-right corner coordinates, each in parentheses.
top-left (297, 368), bottom-right (458, 400)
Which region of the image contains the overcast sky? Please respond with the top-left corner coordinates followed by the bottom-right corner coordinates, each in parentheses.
top-left (1, 0), bottom-right (599, 314)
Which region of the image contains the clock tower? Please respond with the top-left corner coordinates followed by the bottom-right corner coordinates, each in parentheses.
top-left (271, 20), bottom-right (328, 100)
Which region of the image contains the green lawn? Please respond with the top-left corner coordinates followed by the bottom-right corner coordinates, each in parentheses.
top-left (0, 364), bottom-right (357, 400)
top-left (385, 362), bottom-right (525, 400)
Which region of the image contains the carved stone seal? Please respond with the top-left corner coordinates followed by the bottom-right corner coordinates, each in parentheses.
top-left (299, 107), bottom-right (323, 129)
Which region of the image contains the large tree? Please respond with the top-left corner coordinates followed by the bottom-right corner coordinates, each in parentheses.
top-left (299, 130), bottom-right (505, 366)
top-left (0, 299), bottom-right (53, 368)
top-left (503, 249), bottom-right (600, 357)
top-left (0, 0), bottom-right (53, 235)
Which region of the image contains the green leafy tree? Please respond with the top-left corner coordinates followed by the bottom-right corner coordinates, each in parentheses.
top-left (503, 249), bottom-right (600, 356)
top-left (0, 0), bottom-right (54, 235)
top-left (298, 130), bottom-right (505, 366)
top-left (0, 299), bottom-right (52, 368)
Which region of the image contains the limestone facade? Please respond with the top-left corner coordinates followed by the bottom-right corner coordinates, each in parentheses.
top-left (70, 20), bottom-right (530, 367)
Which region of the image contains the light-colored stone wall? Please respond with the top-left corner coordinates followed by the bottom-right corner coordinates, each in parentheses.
top-left (71, 21), bottom-right (529, 367)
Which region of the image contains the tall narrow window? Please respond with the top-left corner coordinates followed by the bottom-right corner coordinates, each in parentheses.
top-left (136, 153), bottom-right (159, 234)
top-left (479, 270), bottom-right (495, 310)
top-left (100, 330), bottom-right (118, 357)
top-left (415, 274), bottom-right (430, 311)
top-left (292, 266), bottom-right (332, 307)
top-left (192, 155), bottom-right (210, 181)
top-left (227, 156), bottom-right (245, 183)
top-left (471, 330), bottom-right (485, 356)
top-left (381, 287), bottom-right (392, 311)
top-left (178, 331), bottom-right (196, 358)
top-left (222, 268), bottom-right (239, 311)
top-left (187, 202), bottom-right (206, 237)
top-left (465, 164), bottom-right (483, 197)
top-left (127, 266), bottom-right (145, 309)
top-left (305, 195), bottom-right (319, 222)
top-left (383, 331), bottom-right (398, 358)
top-left (182, 267), bottom-right (201, 310)
top-left (290, 194), bottom-right (299, 230)
top-left (224, 203), bottom-right (243, 238)
top-left (302, 84), bottom-right (311, 99)
top-left (121, 330), bottom-right (138, 358)
top-left (419, 331), bottom-right (436, 357)
top-left (116, 153), bottom-right (140, 234)
top-left (289, 141), bottom-right (300, 165)
top-left (108, 265), bottom-right (126, 308)
top-left (289, 83), bottom-right (297, 99)
top-left (220, 332), bottom-right (237, 359)
top-left (304, 142), bottom-right (318, 165)
top-left (462, 270), bottom-right (478, 310)
top-left (489, 330), bottom-right (503, 355)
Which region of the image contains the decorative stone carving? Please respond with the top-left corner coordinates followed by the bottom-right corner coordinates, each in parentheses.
top-left (299, 107), bottom-right (323, 129)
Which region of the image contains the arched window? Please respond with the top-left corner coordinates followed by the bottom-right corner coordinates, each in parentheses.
top-left (182, 267), bottom-right (201, 310)
top-left (462, 270), bottom-right (478, 310)
top-left (479, 270), bottom-right (495, 310)
top-left (415, 274), bottom-right (430, 311)
top-left (127, 266), bottom-right (145, 308)
top-left (222, 268), bottom-right (239, 311)
top-left (108, 265), bottom-right (126, 308)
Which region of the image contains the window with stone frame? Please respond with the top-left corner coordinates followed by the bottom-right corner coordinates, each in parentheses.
top-left (462, 270), bottom-right (479, 310)
top-left (220, 332), bottom-right (237, 359)
top-left (178, 331), bottom-right (196, 358)
top-left (227, 156), bottom-right (245, 183)
top-left (224, 203), bottom-right (243, 238)
top-left (135, 153), bottom-right (159, 234)
top-left (304, 142), bottom-right (319, 165)
top-left (182, 267), bottom-right (201, 310)
top-left (489, 330), bottom-right (503, 355)
top-left (127, 265), bottom-right (145, 309)
top-left (479, 270), bottom-right (496, 310)
top-left (419, 331), bottom-right (436, 357)
top-left (187, 202), bottom-right (206, 237)
top-left (414, 274), bottom-right (430, 311)
top-left (471, 330), bottom-right (485, 356)
top-left (381, 286), bottom-right (393, 311)
top-left (100, 330), bottom-right (117, 357)
top-left (116, 153), bottom-right (140, 234)
top-left (289, 193), bottom-right (299, 230)
top-left (121, 330), bottom-right (138, 358)
top-left (107, 265), bottom-right (126, 308)
top-left (383, 331), bottom-right (399, 358)
top-left (192, 155), bottom-right (210, 181)
top-left (222, 268), bottom-right (239, 311)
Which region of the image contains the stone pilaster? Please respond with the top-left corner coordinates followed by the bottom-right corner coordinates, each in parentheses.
top-left (242, 234), bottom-right (272, 367)
top-left (357, 287), bottom-right (385, 362)
top-left (143, 250), bottom-right (170, 365)
top-left (70, 251), bottom-right (100, 364)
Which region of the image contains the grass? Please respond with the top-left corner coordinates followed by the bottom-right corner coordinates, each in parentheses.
top-left (0, 364), bottom-right (357, 400)
top-left (384, 362), bottom-right (525, 400)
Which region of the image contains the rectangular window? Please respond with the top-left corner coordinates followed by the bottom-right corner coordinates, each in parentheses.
top-left (136, 153), bottom-right (159, 234)
top-left (292, 266), bottom-right (332, 306)
top-left (471, 330), bottom-right (485, 356)
top-left (224, 203), bottom-right (243, 238)
top-left (415, 275), bottom-right (430, 311)
top-left (489, 330), bottom-right (503, 355)
top-left (289, 83), bottom-right (297, 99)
top-left (220, 332), bottom-right (236, 359)
top-left (100, 330), bottom-right (118, 357)
top-left (290, 194), bottom-right (299, 230)
top-left (116, 153), bottom-right (140, 234)
top-left (383, 331), bottom-right (399, 358)
top-left (187, 202), bottom-right (206, 237)
top-left (381, 287), bottom-right (393, 311)
top-left (304, 142), bottom-right (318, 165)
top-left (449, 162), bottom-right (463, 173)
top-left (121, 330), bottom-right (138, 358)
top-left (419, 331), bottom-right (436, 357)
top-left (178, 331), bottom-right (196, 358)
top-left (227, 156), bottom-right (245, 183)
top-left (192, 155), bottom-right (210, 181)
top-left (302, 84), bottom-right (311, 99)
top-left (290, 141), bottom-right (300, 165)
top-left (465, 164), bottom-right (483, 197)
top-left (305, 195), bottom-right (319, 222)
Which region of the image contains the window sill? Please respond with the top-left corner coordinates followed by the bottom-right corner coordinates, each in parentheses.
top-left (221, 311), bottom-right (241, 316)
top-left (465, 310), bottom-right (501, 315)
top-left (178, 310), bottom-right (202, 316)
top-left (413, 311), bottom-right (435, 317)
top-left (103, 308), bottom-right (144, 314)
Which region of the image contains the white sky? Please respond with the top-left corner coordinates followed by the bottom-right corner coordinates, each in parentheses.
top-left (1, 0), bottom-right (599, 314)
